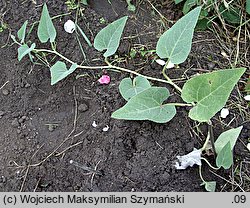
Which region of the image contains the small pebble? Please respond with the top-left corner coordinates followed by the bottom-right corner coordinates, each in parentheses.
top-left (11, 118), bottom-right (20, 128)
top-left (0, 176), bottom-right (6, 183)
top-left (0, 111), bottom-right (5, 116)
top-left (48, 124), bottom-right (57, 132)
top-left (25, 83), bottom-right (31, 88)
top-left (2, 89), bottom-right (9, 95)
top-left (92, 121), bottom-right (98, 128)
top-left (19, 115), bottom-right (28, 123)
top-left (78, 103), bottom-right (88, 112)
top-left (102, 125), bottom-right (109, 132)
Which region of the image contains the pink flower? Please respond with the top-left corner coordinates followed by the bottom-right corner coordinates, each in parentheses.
top-left (98, 75), bottom-right (110, 84)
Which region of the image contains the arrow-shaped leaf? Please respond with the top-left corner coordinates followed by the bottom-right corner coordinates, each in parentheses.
top-left (119, 76), bottom-right (151, 101)
top-left (94, 16), bottom-right (128, 57)
top-left (156, 7), bottom-right (201, 64)
top-left (216, 141), bottom-right (233, 169)
top-left (50, 61), bottom-right (77, 85)
top-left (37, 3), bottom-right (57, 43)
top-left (17, 20), bottom-right (28, 43)
top-left (181, 68), bottom-right (246, 122)
top-left (112, 87), bottom-right (176, 123)
top-left (18, 43), bottom-right (36, 61)
top-left (215, 126), bottom-right (243, 154)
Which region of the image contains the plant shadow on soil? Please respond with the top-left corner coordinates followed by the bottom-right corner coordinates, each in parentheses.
top-left (0, 0), bottom-right (249, 192)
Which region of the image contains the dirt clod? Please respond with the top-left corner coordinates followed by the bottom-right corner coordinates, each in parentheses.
top-left (11, 118), bottom-right (20, 128)
top-left (2, 89), bottom-right (9, 95)
top-left (78, 103), bottom-right (89, 112)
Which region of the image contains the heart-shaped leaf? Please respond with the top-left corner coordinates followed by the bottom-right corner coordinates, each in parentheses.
top-left (37, 3), bottom-right (57, 43)
top-left (201, 181), bottom-right (216, 192)
top-left (216, 141), bottom-right (233, 169)
top-left (94, 16), bottom-right (128, 57)
top-left (112, 87), bottom-right (176, 123)
top-left (181, 68), bottom-right (246, 122)
top-left (17, 20), bottom-right (28, 43)
top-left (50, 61), bottom-right (77, 85)
top-left (119, 76), bottom-right (151, 101)
top-left (156, 7), bottom-right (201, 64)
top-left (215, 126), bottom-right (243, 154)
top-left (18, 43), bottom-right (36, 61)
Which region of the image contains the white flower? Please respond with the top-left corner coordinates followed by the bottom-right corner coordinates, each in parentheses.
top-left (102, 125), bottom-right (109, 132)
top-left (92, 121), bottom-right (98, 128)
top-left (220, 108), bottom-right (229, 118)
top-left (244, 95), bottom-right (250, 101)
top-left (64, 20), bottom-right (75, 33)
top-left (155, 59), bottom-right (175, 69)
top-left (175, 148), bottom-right (201, 170)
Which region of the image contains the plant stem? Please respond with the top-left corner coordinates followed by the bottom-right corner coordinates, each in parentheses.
top-left (162, 60), bottom-right (183, 93)
top-left (109, 64), bottom-right (177, 86)
top-left (34, 48), bottom-right (186, 94)
top-left (201, 129), bottom-right (210, 152)
top-left (34, 49), bottom-right (76, 65)
top-left (199, 165), bottom-right (206, 184)
top-left (201, 157), bottom-right (219, 170)
top-left (165, 103), bottom-right (193, 107)
top-left (207, 120), bottom-right (216, 157)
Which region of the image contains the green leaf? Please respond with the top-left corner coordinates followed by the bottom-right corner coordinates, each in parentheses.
top-left (219, 5), bottom-right (241, 24)
top-left (245, 76), bottom-right (250, 93)
top-left (94, 16), bottom-right (128, 57)
top-left (196, 19), bottom-right (211, 31)
top-left (50, 61), bottom-right (77, 85)
top-left (37, 3), bottom-right (57, 43)
top-left (17, 20), bottom-right (28, 43)
top-left (126, 0), bottom-right (136, 12)
top-left (76, 24), bottom-right (92, 47)
top-left (156, 7), bottom-right (201, 64)
top-left (81, 0), bottom-right (88, 5)
top-left (183, 0), bottom-right (198, 14)
top-left (181, 68), bottom-right (246, 122)
top-left (247, 0), bottom-right (250, 14)
top-left (216, 141), bottom-right (233, 169)
top-left (201, 181), bottom-right (216, 192)
top-left (215, 126), bottom-right (243, 154)
top-left (119, 76), bottom-right (151, 101)
top-left (18, 43), bottom-right (36, 61)
top-left (112, 87), bottom-right (176, 123)
top-left (175, 0), bottom-right (184, 4)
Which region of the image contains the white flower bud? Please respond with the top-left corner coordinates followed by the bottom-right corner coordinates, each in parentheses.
top-left (64, 20), bottom-right (75, 33)
top-left (220, 108), bottom-right (229, 118)
top-left (155, 59), bottom-right (174, 68)
top-left (244, 95), bottom-right (250, 101)
top-left (155, 59), bottom-right (166, 66)
top-left (166, 61), bottom-right (175, 69)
